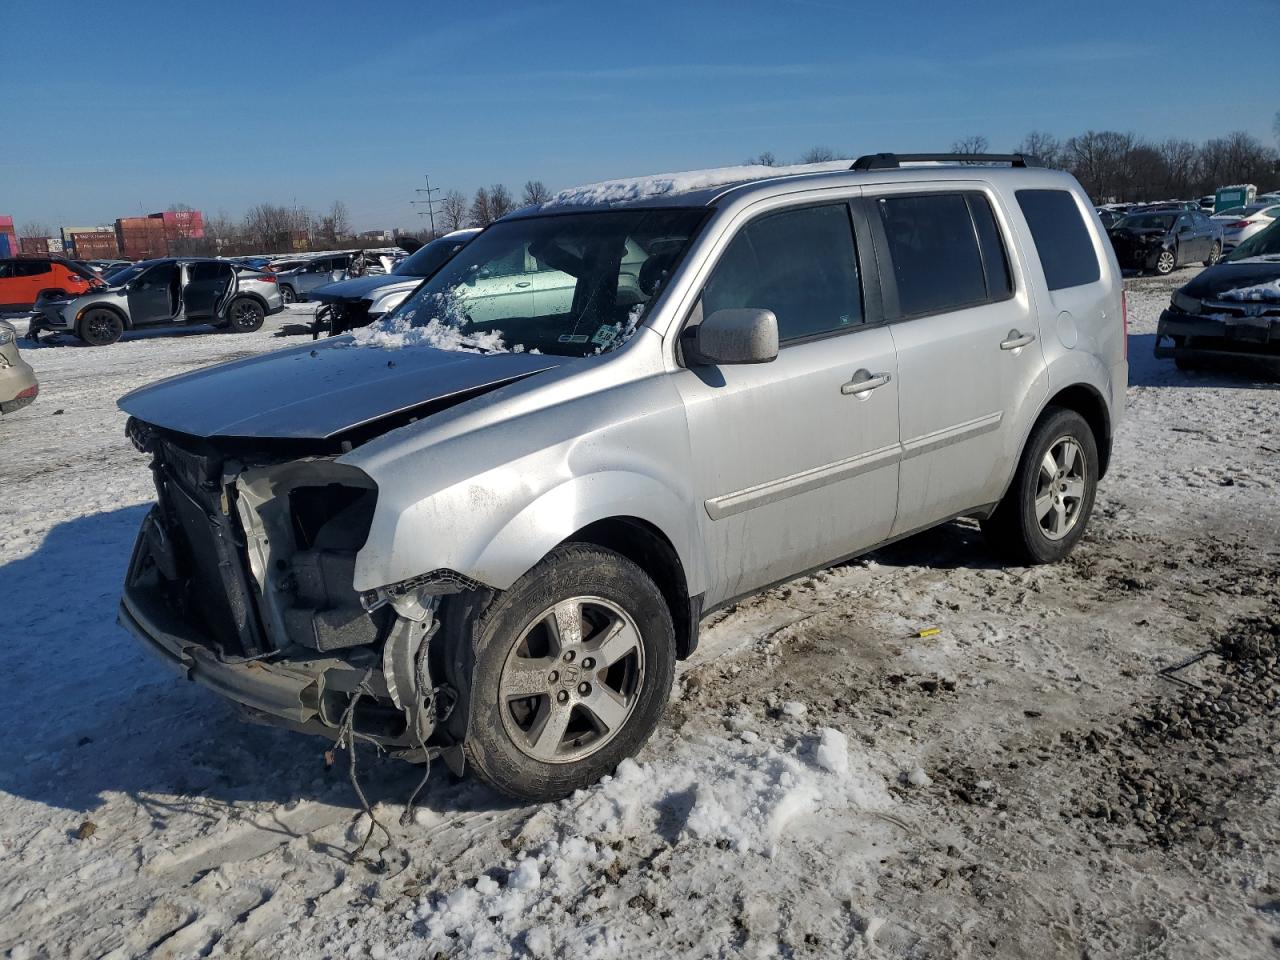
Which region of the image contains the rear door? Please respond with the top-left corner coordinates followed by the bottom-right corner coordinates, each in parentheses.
top-left (183, 261), bottom-right (234, 320)
top-left (869, 188), bottom-right (1047, 535)
top-left (674, 197), bottom-right (901, 606)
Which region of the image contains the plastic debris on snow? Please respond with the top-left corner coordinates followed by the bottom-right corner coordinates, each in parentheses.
top-left (1218, 278), bottom-right (1280, 301)
top-left (545, 160), bottom-right (853, 208)
top-left (403, 731), bottom-right (891, 958)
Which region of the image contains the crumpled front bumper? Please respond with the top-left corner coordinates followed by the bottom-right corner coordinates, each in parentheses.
top-left (1156, 308), bottom-right (1280, 365)
top-left (119, 587), bottom-right (323, 725)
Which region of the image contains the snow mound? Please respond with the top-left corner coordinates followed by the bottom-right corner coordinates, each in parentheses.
top-left (546, 160), bottom-right (852, 207)
top-left (404, 731), bottom-right (891, 957)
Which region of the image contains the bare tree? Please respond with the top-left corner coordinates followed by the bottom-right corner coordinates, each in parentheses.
top-left (441, 190), bottom-right (470, 231)
top-left (488, 184), bottom-right (515, 221)
top-left (951, 135), bottom-right (990, 155)
top-left (470, 187), bottom-right (493, 226)
top-left (17, 221), bottom-right (53, 238)
top-left (317, 201), bottom-right (351, 246)
top-left (242, 203), bottom-right (312, 252)
top-left (521, 180), bottom-right (552, 206)
top-left (746, 151), bottom-right (778, 167)
top-left (1014, 131), bottom-right (1062, 168)
top-left (799, 146), bottom-right (838, 163)
top-left (1158, 138), bottom-right (1200, 197)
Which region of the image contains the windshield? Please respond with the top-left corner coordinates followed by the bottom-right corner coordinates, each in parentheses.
top-left (1227, 220), bottom-right (1280, 261)
top-left (393, 234), bottom-right (473, 277)
top-left (365, 209), bottom-right (706, 357)
top-left (107, 263), bottom-right (149, 286)
top-left (1115, 213), bottom-right (1175, 232)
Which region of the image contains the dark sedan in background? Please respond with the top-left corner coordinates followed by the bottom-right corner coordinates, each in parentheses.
top-left (1155, 221), bottom-right (1280, 371)
top-left (1107, 208), bottom-right (1223, 275)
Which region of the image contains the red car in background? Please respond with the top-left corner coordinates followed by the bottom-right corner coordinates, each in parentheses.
top-left (0, 257), bottom-right (103, 311)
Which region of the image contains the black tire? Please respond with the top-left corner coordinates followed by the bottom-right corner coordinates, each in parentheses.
top-left (459, 544), bottom-right (676, 802)
top-left (981, 407), bottom-right (1099, 565)
top-left (1203, 242), bottom-right (1221, 267)
top-left (1154, 249), bottom-right (1177, 275)
top-left (226, 297), bottom-right (265, 333)
top-left (312, 304), bottom-right (333, 340)
top-left (280, 284), bottom-right (297, 305)
top-left (77, 308), bottom-right (124, 346)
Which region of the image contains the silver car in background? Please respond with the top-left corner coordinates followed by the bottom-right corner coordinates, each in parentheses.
top-left (117, 154), bottom-right (1126, 802)
top-left (1211, 202), bottom-right (1280, 252)
top-left (0, 321), bottom-right (38, 413)
top-left (32, 258), bottom-right (284, 345)
top-left (273, 253), bottom-right (354, 304)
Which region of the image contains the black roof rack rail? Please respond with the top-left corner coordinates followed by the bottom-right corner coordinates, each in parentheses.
top-left (850, 153), bottom-right (1041, 171)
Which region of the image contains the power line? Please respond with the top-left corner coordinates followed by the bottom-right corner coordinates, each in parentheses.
top-left (410, 174), bottom-right (441, 235)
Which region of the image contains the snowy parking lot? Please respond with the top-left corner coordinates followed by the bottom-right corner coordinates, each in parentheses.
top-left (1, 276), bottom-right (1278, 958)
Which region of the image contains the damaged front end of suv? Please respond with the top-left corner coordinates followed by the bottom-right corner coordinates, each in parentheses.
top-left (116, 339), bottom-right (564, 770)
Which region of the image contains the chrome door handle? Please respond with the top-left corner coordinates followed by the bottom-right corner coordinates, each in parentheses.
top-left (514, 281), bottom-right (532, 288)
top-left (840, 370), bottom-right (892, 395)
top-left (1000, 330), bottom-right (1037, 350)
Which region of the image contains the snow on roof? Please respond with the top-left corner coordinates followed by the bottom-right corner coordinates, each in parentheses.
top-left (545, 159), bottom-right (854, 208)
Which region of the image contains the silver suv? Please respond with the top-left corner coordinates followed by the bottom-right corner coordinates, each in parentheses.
top-left (117, 154), bottom-right (1127, 801)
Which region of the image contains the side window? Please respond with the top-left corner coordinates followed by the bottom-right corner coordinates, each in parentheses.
top-left (702, 203), bottom-right (863, 342)
top-left (968, 195), bottom-right (1013, 300)
top-left (189, 261), bottom-right (228, 282)
top-left (877, 193), bottom-right (988, 317)
top-left (14, 260), bottom-right (52, 277)
top-left (1015, 189), bottom-right (1102, 291)
top-left (480, 244), bottom-right (526, 278)
top-left (0, 262), bottom-right (10, 278)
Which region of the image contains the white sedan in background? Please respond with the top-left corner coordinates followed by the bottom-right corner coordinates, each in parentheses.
top-left (1212, 202), bottom-right (1280, 251)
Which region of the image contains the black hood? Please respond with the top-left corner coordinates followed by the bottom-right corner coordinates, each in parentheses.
top-left (118, 337), bottom-right (562, 441)
top-left (1181, 258), bottom-right (1280, 300)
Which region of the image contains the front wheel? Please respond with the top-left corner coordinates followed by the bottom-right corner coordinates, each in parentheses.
top-left (78, 308), bottom-right (124, 346)
top-left (1204, 242), bottom-right (1221, 267)
top-left (981, 407), bottom-right (1099, 565)
top-left (226, 298), bottom-right (265, 333)
top-left (460, 544), bottom-right (676, 802)
top-left (1154, 249), bottom-right (1176, 275)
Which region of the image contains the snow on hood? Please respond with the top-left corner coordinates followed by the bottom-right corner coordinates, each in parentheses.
top-left (544, 160), bottom-right (853, 207)
top-left (1218, 278), bottom-right (1280, 301)
top-left (1182, 260), bottom-right (1280, 301)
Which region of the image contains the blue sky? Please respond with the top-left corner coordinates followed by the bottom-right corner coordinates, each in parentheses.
top-left (2, 0), bottom-right (1276, 231)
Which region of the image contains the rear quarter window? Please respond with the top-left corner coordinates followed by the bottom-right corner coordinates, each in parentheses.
top-left (1016, 189), bottom-right (1101, 290)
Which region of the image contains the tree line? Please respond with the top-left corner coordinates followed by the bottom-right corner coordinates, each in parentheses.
top-left (747, 128), bottom-right (1279, 204)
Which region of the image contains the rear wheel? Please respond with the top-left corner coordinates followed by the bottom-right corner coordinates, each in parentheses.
top-left (280, 284), bottom-right (297, 305)
top-left (1204, 242), bottom-right (1221, 267)
top-left (1154, 249), bottom-right (1176, 275)
top-left (981, 407), bottom-right (1098, 565)
top-left (78, 308), bottom-right (124, 346)
top-left (226, 298), bottom-right (265, 333)
top-left (460, 544), bottom-right (676, 802)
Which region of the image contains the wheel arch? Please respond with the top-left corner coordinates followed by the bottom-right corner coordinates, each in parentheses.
top-left (1044, 382), bottom-right (1112, 478)
top-left (224, 291), bottom-right (270, 316)
top-left (562, 516), bottom-right (701, 660)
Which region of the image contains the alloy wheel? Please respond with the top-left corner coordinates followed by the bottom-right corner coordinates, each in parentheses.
top-left (1156, 251), bottom-right (1175, 274)
top-left (232, 302), bottom-right (261, 330)
top-left (1035, 436), bottom-right (1087, 541)
top-left (499, 596), bottom-right (645, 764)
top-left (1208, 243), bottom-right (1221, 265)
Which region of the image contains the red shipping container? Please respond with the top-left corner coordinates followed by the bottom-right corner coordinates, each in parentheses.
top-left (0, 215), bottom-right (14, 231)
top-left (70, 232), bottom-right (120, 259)
top-left (19, 236), bottom-right (51, 257)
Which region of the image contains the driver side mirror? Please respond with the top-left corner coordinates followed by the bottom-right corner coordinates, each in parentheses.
top-left (687, 308), bottom-right (779, 365)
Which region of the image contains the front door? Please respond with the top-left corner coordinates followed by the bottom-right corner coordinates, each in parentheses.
top-left (869, 189), bottom-right (1047, 535)
top-left (674, 199), bottom-right (901, 606)
top-left (127, 262), bottom-right (180, 325)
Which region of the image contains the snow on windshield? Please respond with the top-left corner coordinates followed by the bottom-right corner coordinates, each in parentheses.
top-left (349, 290), bottom-right (537, 354)
top-left (544, 159), bottom-right (852, 207)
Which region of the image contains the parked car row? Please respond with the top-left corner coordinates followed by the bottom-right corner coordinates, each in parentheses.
top-left (1105, 207), bottom-right (1224, 275)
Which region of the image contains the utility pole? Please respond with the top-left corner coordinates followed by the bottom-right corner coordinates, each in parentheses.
top-left (411, 174), bottom-right (440, 236)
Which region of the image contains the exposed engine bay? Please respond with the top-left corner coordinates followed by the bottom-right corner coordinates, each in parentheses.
top-left (120, 417), bottom-right (473, 765)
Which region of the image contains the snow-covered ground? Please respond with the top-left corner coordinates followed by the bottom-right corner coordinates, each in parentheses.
top-left (1, 276), bottom-right (1278, 959)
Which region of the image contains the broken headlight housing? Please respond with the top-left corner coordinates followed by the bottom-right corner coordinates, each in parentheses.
top-left (1170, 290), bottom-right (1201, 315)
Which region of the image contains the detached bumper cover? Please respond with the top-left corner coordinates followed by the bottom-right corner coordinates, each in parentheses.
top-left (1156, 308), bottom-right (1280, 364)
top-left (119, 588), bottom-right (321, 723)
